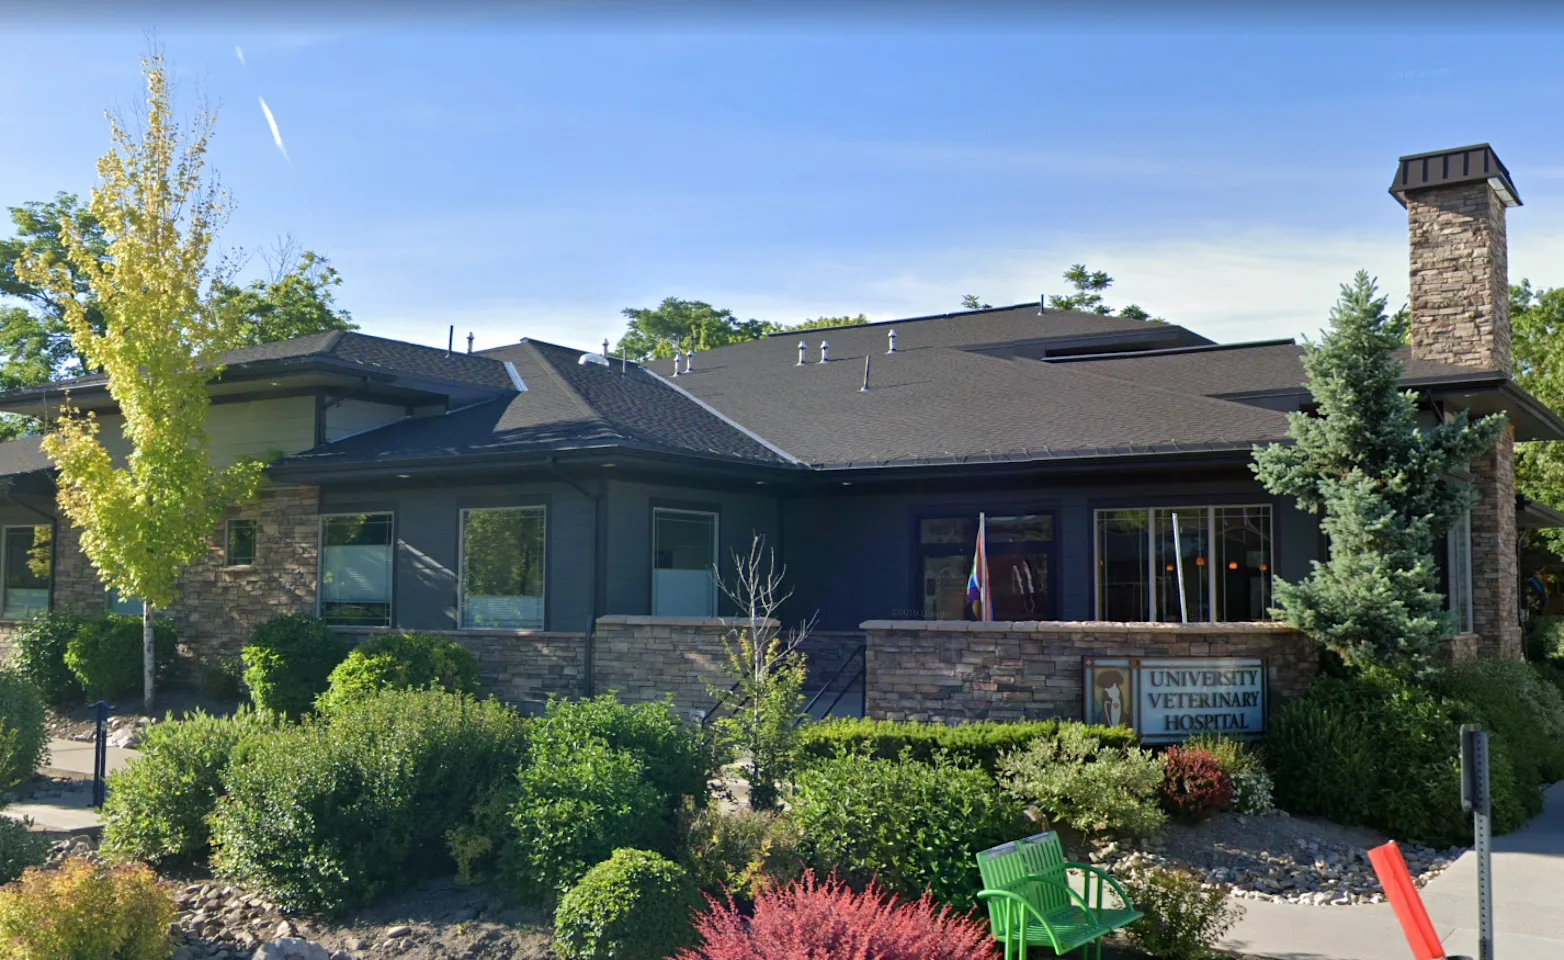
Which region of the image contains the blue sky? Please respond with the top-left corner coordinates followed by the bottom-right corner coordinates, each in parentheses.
top-left (3, 5), bottom-right (1563, 354)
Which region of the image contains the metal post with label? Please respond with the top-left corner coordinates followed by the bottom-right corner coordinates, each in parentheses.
top-left (1460, 723), bottom-right (1493, 960)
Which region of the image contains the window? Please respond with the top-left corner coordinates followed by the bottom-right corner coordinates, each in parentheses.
top-left (319, 513), bottom-right (394, 627)
top-left (919, 514), bottom-right (1054, 621)
top-left (226, 519), bottom-right (257, 567)
top-left (1095, 505), bottom-right (1273, 622)
top-left (107, 587), bottom-right (143, 617)
top-left (653, 508), bottom-right (717, 617)
top-left (1449, 508), bottom-right (1473, 634)
top-left (2, 525), bottom-right (50, 620)
top-left (460, 506), bottom-right (546, 629)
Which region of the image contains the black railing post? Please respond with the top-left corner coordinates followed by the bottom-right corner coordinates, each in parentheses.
top-left (92, 701), bottom-right (110, 808)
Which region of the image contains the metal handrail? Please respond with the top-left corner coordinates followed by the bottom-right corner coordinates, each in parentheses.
top-left (797, 642), bottom-right (865, 723)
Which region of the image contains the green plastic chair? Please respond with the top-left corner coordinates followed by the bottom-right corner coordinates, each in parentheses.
top-left (975, 831), bottom-right (1141, 960)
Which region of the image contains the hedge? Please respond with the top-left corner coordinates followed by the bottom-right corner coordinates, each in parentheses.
top-left (798, 717), bottom-right (1138, 772)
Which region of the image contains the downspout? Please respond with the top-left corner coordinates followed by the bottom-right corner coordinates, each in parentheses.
top-left (546, 456), bottom-right (604, 697)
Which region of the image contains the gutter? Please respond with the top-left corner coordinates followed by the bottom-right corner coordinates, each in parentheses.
top-left (545, 456), bottom-right (604, 697)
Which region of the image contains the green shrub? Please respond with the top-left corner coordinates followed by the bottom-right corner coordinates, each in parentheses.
top-left (0, 858), bottom-right (174, 960)
top-left (1183, 733), bottom-right (1274, 815)
top-left (1266, 669), bottom-right (1525, 846)
top-left (64, 615), bottom-right (179, 700)
top-left (210, 689), bottom-right (527, 913)
top-left (533, 694), bottom-right (713, 809)
top-left (447, 780), bottom-right (517, 887)
top-left (1434, 660), bottom-right (1564, 815)
top-left (678, 801), bottom-right (803, 904)
top-left (10, 611), bottom-right (86, 706)
top-left (197, 655), bottom-right (247, 701)
top-left (799, 717), bottom-right (1138, 773)
top-left (0, 670), bottom-right (47, 791)
top-left (503, 737), bottom-right (667, 905)
top-left (0, 814), bottom-right (49, 885)
top-left (315, 632), bottom-right (479, 713)
top-left (791, 752), bottom-right (1023, 909)
top-left (241, 614), bottom-right (350, 719)
top-left (1525, 616), bottom-right (1564, 663)
top-left (1122, 867), bottom-right (1244, 960)
top-left (101, 709), bottom-right (272, 865)
top-left (552, 848), bottom-right (702, 960)
top-left (998, 725), bottom-right (1166, 837)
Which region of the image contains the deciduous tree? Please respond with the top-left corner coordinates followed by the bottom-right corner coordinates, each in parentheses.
top-left (1252, 272), bottom-right (1505, 669)
top-left (17, 53), bottom-right (265, 709)
top-left (1512, 280), bottom-right (1564, 559)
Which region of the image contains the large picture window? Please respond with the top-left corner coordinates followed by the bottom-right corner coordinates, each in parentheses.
top-left (461, 506), bottom-right (546, 629)
top-left (1095, 505), bottom-right (1272, 622)
top-left (2, 525), bottom-right (51, 620)
top-left (919, 514), bottom-right (1054, 621)
top-left (320, 513), bottom-right (394, 627)
top-left (653, 508), bottom-right (717, 617)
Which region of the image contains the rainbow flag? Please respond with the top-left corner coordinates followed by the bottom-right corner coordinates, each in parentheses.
top-left (967, 513), bottom-right (993, 621)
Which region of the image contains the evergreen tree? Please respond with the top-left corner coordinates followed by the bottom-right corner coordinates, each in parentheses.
top-left (1252, 272), bottom-right (1506, 668)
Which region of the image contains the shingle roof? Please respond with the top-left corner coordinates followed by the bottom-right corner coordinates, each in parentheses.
top-left (0, 437), bottom-right (51, 479)
top-left (1046, 342), bottom-right (1499, 399)
top-left (282, 339), bottom-right (788, 469)
top-left (0, 331), bottom-right (517, 399)
top-left (642, 330), bottom-right (1292, 468)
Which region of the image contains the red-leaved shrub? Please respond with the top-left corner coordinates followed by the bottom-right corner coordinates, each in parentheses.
top-left (676, 870), bottom-right (998, 960)
top-left (1158, 746), bottom-right (1233, 822)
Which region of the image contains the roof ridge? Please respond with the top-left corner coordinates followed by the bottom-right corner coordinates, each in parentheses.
top-left (1044, 338), bottom-right (1299, 364)
top-left (516, 340), bottom-right (625, 439)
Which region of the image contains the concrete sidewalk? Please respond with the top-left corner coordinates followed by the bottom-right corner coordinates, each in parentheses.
top-left (1, 738), bottom-right (142, 835)
top-left (1222, 783), bottom-right (1564, 959)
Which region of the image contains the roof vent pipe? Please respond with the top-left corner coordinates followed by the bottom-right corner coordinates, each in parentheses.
top-left (684, 349), bottom-right (694, 372)
top-left (1038, 295), bottom-right (1046, 315)
top-left (797, 341), bottom-right (806, 366)
top-left (466, 331), bottom-right (474, 354)
top-left (887, 329), bottom-right (897, 354)
top-left (861, 355), bottom-right (871, 392)
top-left (819, 341), bottom-right (830, 363)
top-left (671, 350), bottom-right (681, 376)
top-left (602, 338), bottom-right (609, 359)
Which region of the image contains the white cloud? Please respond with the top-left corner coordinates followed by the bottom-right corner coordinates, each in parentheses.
top-left (351, 221), bottom-right (1564, 355)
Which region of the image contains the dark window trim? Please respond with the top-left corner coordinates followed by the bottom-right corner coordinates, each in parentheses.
top-left (0, 523), bottom-right (52, 621)
top-left (1089, 501), bottom-right (1278, 622)
top-left (908, 503), bottom-right (1061, 622)
top-left (224, 518), bottom-right (259, 568)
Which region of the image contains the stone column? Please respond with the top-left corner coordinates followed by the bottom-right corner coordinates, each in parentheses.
top-left (1469, 425), bottom-right (1522, 659)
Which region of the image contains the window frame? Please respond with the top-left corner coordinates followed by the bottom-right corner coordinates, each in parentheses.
top-left (225, 518), bottom-right (258, 568)
top-left (317, 510), bottom-right (397, 628)
top-left (651, 506), bottom-right (720, 618)
top-left (1448, 507), bottom-right (1474, 635)
top-left (1, 523), bottom-right (52, 620)
top-left (911, 509), bottom-right (1059, 622)
top-left (457, 504), bottom-right (548, 631)
top-left (1093, 503), bottom-right (1275, 623)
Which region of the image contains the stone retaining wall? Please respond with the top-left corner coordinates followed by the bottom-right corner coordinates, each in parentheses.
top-left (861, 619), bottom-right (1317, 724)
top-left (340, 628), bottom-right (587, 706)
top-left (593, 615), bottom-right (776, 718)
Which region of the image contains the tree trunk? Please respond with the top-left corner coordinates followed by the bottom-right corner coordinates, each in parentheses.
top-left (143, 601), bottom-right (155, 711)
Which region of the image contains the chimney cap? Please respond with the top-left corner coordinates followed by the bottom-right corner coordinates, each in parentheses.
top-left (1390, 143), bottom-right (1520, 208)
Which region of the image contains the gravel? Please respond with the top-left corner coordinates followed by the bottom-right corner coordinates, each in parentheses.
top-left (1090, 809), bottom-right (1462, 906)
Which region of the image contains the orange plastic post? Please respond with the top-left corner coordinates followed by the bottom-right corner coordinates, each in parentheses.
top-left (1369, 841), bottom-right (1445, 960)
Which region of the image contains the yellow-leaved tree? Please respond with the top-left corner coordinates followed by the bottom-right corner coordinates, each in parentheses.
top-left (18, 52), bottom-right (264, 709)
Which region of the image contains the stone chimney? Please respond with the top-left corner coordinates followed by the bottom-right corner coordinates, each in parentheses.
top-left (1391, 143), bottom-right (1523, 659)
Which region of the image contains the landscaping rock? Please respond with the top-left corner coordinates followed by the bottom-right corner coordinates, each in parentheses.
top-left (252, 938), bottom-right (331, 960)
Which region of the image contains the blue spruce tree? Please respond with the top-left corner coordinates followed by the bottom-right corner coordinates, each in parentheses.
top-left (1253, 272), bottom-right (1506, 668)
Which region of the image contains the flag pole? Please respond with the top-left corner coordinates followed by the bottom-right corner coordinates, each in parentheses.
top-left (979, 512), bottom-right (991, 622)
top-left (1171, 511), bottom-right (1190, 624)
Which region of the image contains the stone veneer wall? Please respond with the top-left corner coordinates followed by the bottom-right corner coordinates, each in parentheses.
top-left (1407, 182), bottom-right (1511, 375)
top-left (861, 620), bottom-right (1317, 724)
top-left (5, 486), bottom-right (324, 670)
top-left (1470, 425), bottom-right (1523, 659)
top-left (341, 628), bottom-right (587, 706)
top-left (593, 615), bottom-right (774, 718)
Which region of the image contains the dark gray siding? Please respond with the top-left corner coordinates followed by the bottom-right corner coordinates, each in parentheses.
top-left (602, 480), bottom-right (780, 617)
top-left (321, 480), bottom-right (597, 633)
top-left (779, 473), bottom-right (1323, 631)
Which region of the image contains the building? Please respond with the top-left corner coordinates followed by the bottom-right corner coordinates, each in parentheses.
top-left (0, 143), bottom-right (1554, 727)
